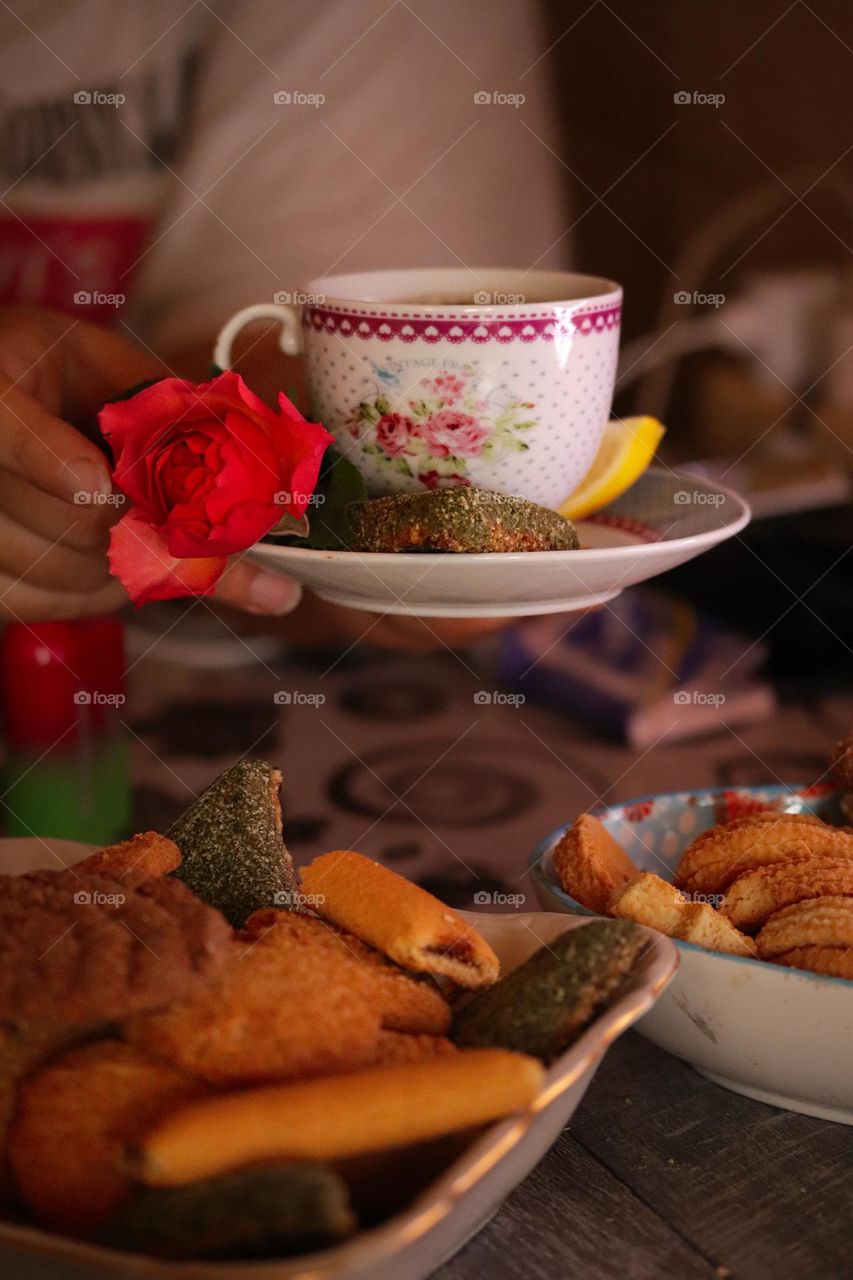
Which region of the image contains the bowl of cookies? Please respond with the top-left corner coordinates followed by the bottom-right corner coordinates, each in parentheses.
top-left (0, 760), bottom-right (676, 1279)
top-left (530, 782), bottom-right (853, 1124)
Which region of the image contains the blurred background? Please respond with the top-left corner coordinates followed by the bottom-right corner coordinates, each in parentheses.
top-left (545, 0), bottom-right (853, 682)
top-left (0, 0), bottom-right (850, 873)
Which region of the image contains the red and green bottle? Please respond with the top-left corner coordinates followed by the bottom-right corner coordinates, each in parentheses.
top-left (0, 619), bottom-right (130, 843)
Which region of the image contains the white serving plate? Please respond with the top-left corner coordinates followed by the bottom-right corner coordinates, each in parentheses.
top-left (249, 468), bottom-right (750, 617)
top-left (0, 837), bottom-right (676, 1280)
top-left (530, 784), bottom-right (853, 1124)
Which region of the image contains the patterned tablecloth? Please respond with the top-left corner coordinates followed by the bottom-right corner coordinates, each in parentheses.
top-left (11, 609), bottom-right (847, 1280)
top-left (126, 613), bottom-right (853, 904)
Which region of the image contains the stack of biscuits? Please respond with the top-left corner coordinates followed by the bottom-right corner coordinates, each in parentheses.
top-left (555, 808), bottom-right (853, 978)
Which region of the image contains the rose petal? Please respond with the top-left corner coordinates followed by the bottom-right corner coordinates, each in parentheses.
top-left (102, 382), bottom-right (216, 512)
top-left (166, 499), bottom-right (280, 558)
top-left (108, 509), bottom-right (226, 606)
top-left (271, 393), bottom-right (333, 519)
top-left (100, 371), bottom-right (333, 561)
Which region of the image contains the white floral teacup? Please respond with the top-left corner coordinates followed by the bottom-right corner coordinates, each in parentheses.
top-left (214, 268), bottom-right (621, 509)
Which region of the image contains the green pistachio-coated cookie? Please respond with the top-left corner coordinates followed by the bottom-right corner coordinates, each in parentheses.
top-left (452, 919), bottom-right (646, 1061)
top-left (98, 1163), bottom-right (355, 1260)
top-left (348, 488), bottom-right (579, 553)
top-left (170, 761), bottom-right (299, 927)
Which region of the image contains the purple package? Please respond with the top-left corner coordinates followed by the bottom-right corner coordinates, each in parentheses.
top-left (498, 589), bottom-right (774, 747)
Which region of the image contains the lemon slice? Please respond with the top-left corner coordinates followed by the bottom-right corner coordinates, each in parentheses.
top-left (558, 416), bottom-right (665, 520)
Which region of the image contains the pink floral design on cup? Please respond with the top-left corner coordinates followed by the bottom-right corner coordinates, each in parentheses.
top-left (375, 412), bottom-right (414, 457)
top-left (344, 363), bottom-right (536, 488)
top-left (214, 269), bottom-right (622, 507)
top-left (422, 409), bottom-right (489, 459)
top-left (428, 372), bottom-right (466, 404)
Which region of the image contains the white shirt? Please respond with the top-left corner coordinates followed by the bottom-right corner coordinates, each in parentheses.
top-left (0, 1), bottom-right (571, 351)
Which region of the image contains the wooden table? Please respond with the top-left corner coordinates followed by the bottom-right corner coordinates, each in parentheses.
top-left (123, 632), bottom-right (853, 1280)
top-left (437, 1031), bottom-right (853, 1280)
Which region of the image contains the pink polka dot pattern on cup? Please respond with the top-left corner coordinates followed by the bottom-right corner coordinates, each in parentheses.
top-left (304, 295), bottom-right (622, 508)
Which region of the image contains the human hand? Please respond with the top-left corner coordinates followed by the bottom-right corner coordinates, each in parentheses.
top-left (0, 309), bottom-right (302, 622)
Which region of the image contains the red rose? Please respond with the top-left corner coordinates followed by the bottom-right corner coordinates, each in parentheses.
top-left (375, 411), bottom-right (414, 456)
top-left (101, 371), bottom-right (333, 605)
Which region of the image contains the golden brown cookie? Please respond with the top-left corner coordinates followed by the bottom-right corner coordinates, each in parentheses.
top-left (680, 810), bottom-right (798, 853)
top-left (757, 896), bottom-right (853, 959)
top-left (608, 871), bottom-right (687, 934)
top-left (675, 816), bottom-right (853, 897)
top-left (137, 1049), bottom-right (544, 1187)
top-left (78, 832), bottom-right (181, 877)
top-left (123, 915), bottom-right (382, 1085)
top-left (675, 813), bottom-right (818, 881)
top-left (242, 910), bottom-right (452, 1035)
top-left (372, 1031), bottom-right (457, 1066)
top-left (720, 856), bottom-right (853, 931)
top-left (674, 903), bottom-right (755, 957)
top-left (553, 815), bottom-right (637, 914)
top-left (772, 946), bottom-right (853, 979)
top-left (0, 1022), bottom-right (90, 1206)
top-left (0, 869), bottom-right (230, 1026)
top-left (8, 1041), bottom-right (205, 1235)
top-left (300, 851), bottom-right (499, 989)
top-left (607, 872), bottom-right (754, 955)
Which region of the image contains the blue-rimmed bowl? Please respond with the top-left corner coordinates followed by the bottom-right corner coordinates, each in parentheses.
top-left (530, 783), bottom-right (853, 1124)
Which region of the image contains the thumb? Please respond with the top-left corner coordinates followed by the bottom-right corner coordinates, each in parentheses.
top-left (212, 558), bottom-right (303, 617)
top-left (0, 376), bottom-right (113, 505)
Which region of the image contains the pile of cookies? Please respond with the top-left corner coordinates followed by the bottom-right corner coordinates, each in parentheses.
top-left (554, 808), bottom-right (853, 978)
top-left (0, 761), bottom-right (646, 1263)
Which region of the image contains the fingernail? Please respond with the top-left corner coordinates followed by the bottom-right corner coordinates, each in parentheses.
top-left (247, 571), bottom-right (302, 616)
top-left (62, 458), bottom-right (112, 506)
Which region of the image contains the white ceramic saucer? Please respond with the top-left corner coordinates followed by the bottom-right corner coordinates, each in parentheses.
top-left (249, 468), bottom-right (750, 617)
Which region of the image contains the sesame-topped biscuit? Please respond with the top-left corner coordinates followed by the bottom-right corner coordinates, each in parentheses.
top-left (348, 489), bottom-right (579, 554)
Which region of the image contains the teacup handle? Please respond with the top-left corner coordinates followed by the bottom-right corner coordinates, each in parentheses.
top-left (213, 303), bottom-right (304, 370)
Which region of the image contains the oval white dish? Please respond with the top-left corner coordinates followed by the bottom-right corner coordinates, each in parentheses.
top-left (0, 838), bottom-right (676, 1280)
